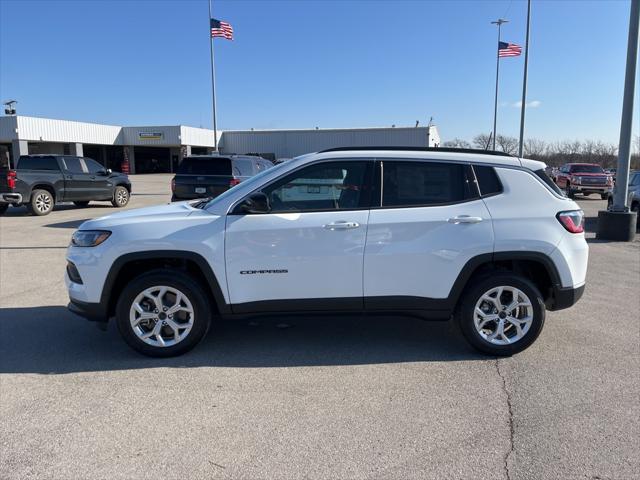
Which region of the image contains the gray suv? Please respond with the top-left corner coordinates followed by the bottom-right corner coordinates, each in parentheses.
top-left (608, 170), bottom-right (640, 221)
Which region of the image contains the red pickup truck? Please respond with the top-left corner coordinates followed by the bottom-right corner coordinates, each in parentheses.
top-left (555, 163), bottom-right (613, 199)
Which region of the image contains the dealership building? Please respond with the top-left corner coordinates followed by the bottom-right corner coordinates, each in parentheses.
top-left (0, 115), bottom-right (440, 173)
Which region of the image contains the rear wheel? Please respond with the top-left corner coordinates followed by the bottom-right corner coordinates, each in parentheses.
top-left (457, 274), bottom-right (545, 356)
top-left (111, 186), bottom-right (129, 207)
top-left (74, 201), bottom-right (90, 207)
top-left (27, 189), bottom-right (54, 216)
top-left (0, 204), bottom-right (8, 215)
top-left (115, 270), bottom-right (211, 357)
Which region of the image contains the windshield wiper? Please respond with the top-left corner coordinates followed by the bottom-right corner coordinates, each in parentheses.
top-left (191, 197), bottom-right (213, 209)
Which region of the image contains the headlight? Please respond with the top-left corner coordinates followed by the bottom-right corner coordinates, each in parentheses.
top-left (572, 176), bottom-right (582, 185)
top-left (71, 230), bottom-right (111, 247)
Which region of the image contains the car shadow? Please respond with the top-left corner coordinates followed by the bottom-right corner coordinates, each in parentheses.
top-left (0, 306), bottom-right (482, 374)
top-left (44, 219), bottom-right (92, 229)
top-left (3, 204), bottom-right (113, 217)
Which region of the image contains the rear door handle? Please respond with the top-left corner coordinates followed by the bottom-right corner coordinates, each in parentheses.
top-left (323, 221), bottom-right (360, 230)
top-left (447, 215), bottom-right (483, 224)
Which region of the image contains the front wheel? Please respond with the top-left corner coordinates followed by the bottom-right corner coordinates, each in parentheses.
top-left (456, 274), bottom-right (545, 356)
top-left (115, 270), bottom-right (212, 357)
top-left (27, 189), bottom-right (54, 216)
top-left (600, 193), bottom-right (608, 200)
top-left (0, 204), bottom-right (8, 215)
top-left (111, 185), bottom-right (129, 207)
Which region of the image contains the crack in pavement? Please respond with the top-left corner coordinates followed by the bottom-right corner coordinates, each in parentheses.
top-left (495, 358), bottom-right (515, 480)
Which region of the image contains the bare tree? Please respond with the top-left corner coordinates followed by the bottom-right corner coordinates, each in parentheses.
top-left (523, 138), bottom-right (547, 159)
top-left (472, 133), bottom-right (492, 150)
top-left (443, 138), bottom-right (472, 148)
top-left (496, 135), bottom-right (518, 154)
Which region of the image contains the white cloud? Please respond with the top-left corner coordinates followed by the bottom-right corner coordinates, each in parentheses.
top-left (510, 100), bottom-right (541, 108)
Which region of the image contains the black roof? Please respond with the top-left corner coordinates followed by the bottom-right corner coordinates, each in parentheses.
top-left (319, 146), bottom-right (515, 157)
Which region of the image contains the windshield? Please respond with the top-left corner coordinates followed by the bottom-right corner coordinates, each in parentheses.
top-left (204, 160), bottom-right (291, 209)
top-left (569, 165), bottom-right (605, 174)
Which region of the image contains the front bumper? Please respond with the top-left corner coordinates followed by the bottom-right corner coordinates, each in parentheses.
top-left (571, 185), bottom-right (610, 193)
top-left (0, 192), bottom-right (22, 204)
top-left (68, 298), bottom-right (109, 323)
top-left (547, 284), bottom-right (585, 311)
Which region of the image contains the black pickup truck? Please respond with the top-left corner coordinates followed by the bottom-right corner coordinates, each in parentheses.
top-left (0, 155), bottom-right (131, 216)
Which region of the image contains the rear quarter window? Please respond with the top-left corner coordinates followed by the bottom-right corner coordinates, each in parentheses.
top-left (534, 169), bottom-right (564, 195)
top-left (17, 156), bottom-right (60, 171)
top-left (473, 165), bottom-right (503, 196)
top-left (177, 157), bottom-right (232, 175)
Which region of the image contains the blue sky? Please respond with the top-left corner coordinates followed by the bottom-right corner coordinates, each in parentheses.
top-left (0, 0), bottom-right (637, 144)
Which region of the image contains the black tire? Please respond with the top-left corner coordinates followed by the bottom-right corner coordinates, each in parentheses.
top-left (27, 189), bottom-right (54, 216)
top-left (600, 193), bottom-right (608, 200)
top-left (111, 185), bottom-right (130, 207)
top-left (607, 196), bottom-right (613, 210)
top-left (566, 187), bottom-right (576, 199)
top-left (115, 269), bottom-right (212, 357)
top-left (456, 273), bottom-right (546, 356)
top-left (0, 204), bottom-right (8, 215)
top-left (74, 201), bottom-right (90, 207)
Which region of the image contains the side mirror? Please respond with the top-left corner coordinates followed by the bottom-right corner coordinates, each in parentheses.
top-left (237, 192), bottom-right (270, 214)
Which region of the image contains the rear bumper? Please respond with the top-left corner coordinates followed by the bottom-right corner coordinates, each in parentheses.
top-left (547, 284), bottom-right (585, 311)
top-left (0, 192), bottom-right (22, 204)
top-left (68, 298), bottom-right (109, 323)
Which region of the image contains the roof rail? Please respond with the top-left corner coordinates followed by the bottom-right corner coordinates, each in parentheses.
top-left (318, 146), bottom-right (515, 157)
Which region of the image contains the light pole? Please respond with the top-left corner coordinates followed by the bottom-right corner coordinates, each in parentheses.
top-left (518, 0), bottom-right (532, 158)
top-left (597, 0), bottom-right (639, 241)
top-left (491, 19), bottom-right (508, 150)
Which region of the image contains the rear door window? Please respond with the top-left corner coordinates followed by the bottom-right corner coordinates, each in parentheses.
top-left (17, 156), bottom-right (60, 171)
top-left (177, 157), bottom-right (232, 175)
top-left (381, 161), bottom-right (475, 207)
top-left (61, 156), bottom-right (85, 173)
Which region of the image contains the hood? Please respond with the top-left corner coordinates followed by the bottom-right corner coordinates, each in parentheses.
top-left (79, 202), bottom-right (208, 230)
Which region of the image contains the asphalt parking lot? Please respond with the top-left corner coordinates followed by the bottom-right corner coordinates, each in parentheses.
top-left (1, 174), bottom-right (638, 480)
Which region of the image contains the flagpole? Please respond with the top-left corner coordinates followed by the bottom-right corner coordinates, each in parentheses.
top-left (518, 0), bottom-right (532, 158)
top-left (208, 0), bottom-right (218, 151)
top-left (491, 18), bottom-right (508, 151)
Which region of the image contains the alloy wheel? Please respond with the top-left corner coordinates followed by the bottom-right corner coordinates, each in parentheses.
top-left (129, 286), bottom-right (194, 347)
top-left (473, 286), bottom-right (533, 345)
top-left (35, 193), bottom-right (52, 213)
top-left (116, 188), bottom-right (128, 206)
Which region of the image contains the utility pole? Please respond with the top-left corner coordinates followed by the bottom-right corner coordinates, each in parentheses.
top-left (491, 18), bottom-right (508, 151)
top-left (597, 0), bottom-right (639, 241)
top-left (518, 0), bottom-right (532, 158)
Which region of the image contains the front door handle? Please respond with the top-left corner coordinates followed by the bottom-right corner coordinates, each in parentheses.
top-left (323, 221), bottom-right (360, 230)
top-left (447, 215), bottom-right (483, 224)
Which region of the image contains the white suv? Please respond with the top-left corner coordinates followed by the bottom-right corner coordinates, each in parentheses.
top-left (66, 148), bottom-right (588, 357)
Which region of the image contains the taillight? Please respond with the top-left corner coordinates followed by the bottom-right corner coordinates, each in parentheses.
top-left (557, 210), bottom-right (584, 233)
top-left (170, 177), bottom-right (175, 192)
top-left (7, 170), bottom-right (16, 190)
top-left (229, 178), bottom-right (241, 187)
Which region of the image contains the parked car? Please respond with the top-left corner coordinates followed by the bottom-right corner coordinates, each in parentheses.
top-left (170, 154), bottom-right (273, 202)
top-left (66, 147), bottom-right (588, 358)
top-left (555, 163), bottom-right (613, 199)
top-left (607, 170), bottom-right (639, 222)
top-left (0, 155), bottom-right (131, 216)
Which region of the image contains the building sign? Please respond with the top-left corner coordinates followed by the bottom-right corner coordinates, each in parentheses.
top-left (138, 132), bottom-right (163, 140)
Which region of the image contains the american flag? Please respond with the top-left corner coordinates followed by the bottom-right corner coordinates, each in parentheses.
top-left (211, 18), bottom-right (233, 40)
top-left (498, 41), bottom-right (522, 57)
